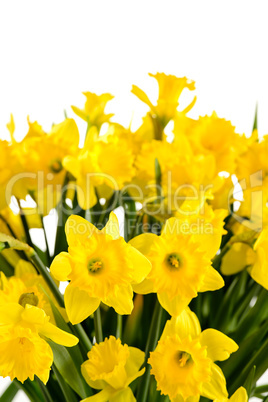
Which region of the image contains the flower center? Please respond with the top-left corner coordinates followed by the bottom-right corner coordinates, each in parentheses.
top-left (166, 253), bottom-right (181, 270)
top-left (18, 292), bottom-right (39, 308)
top-left (88, 258), bottom-right (103, 274)
top-left (176, 351), bottom-right (192, 367)
top-left (49, 159), bottom-right (63, 173)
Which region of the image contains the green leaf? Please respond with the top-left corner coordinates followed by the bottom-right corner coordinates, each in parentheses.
top-left (222, 319), bottom-right (268, 381)
top-left (0, 382), bottom-right (19, 401)
top-left (0, 254), bottom-right (14, 277)
top-left (52, 364), bottom-right (77, 402)
top-left (243, 365), bottom-right (256, 396)
top-left (48, 341), bottom-right (88, 399)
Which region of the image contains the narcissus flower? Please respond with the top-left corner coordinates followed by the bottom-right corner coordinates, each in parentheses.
top-left (0, 260), bottom-right (66, 324)
top-left (63, 128), bottom-right (135, 209)
top-left (0, 303), bottom-right (78, 383)
top-left (50, 212), bottom-right (151, 324)
top-left (81, 336), bottom-right (145, 402)
top-left (221, 228), bottom-right (268, 290)
top-left (149, 308), bottom-right (238, 401)
top-left (188, 113), bottom-right (243, 173)
top-left (129, 217), bottom-right (224, 316)
top-left (132, 73), bottom-right (195, 127)
top-left (71, 91), bottom-right (114, 129)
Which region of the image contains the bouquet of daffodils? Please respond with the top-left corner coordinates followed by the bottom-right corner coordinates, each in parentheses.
top-left (0, 73), bottom-right (267, 402)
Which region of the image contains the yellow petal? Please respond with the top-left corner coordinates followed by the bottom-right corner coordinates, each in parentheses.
top-left (6, 113), bottom-right (15, 138)
top-left (157, 292), bottom-right (192, 316)
top-left (201, 363), bottom-right (228, 400)
top-left (249, 243), bottom-right (268, 289)
top-left (172, 396), bottom-right (200, 402)
top-left (132, 278), bottom-right (154, 294)
top-left (131, 85), bottom-right (155, 109)
top-left (230, 387), bottom-right (248, 402)
top-left (21, 305), bottom-right (47, 326)
top-left (64, 285), bottom-right (100, 325)
top-left (41, 322), bottom-right (78, 347)
top-left (199, 267), bottom-right (224, 292)
top-left (161, 308), bottom-right (201, 340)
top-left (110, 387), bottom-right (136, 402)
top-left (81, 387), bottom-right (112, 402)
top-left (127, 245), bottom-right (152, 284)
top-left (161, 217), bottom-right (180, 237)
top-left (129, 233), bottom-right (158, 255)
top-left (200, 329), bottom-right (238, 362)
top-left (77, 178), bottom-right (98, 210)
top-left (104, 284), bottom-right (134, 315)
top-left (125, 347), bottom-right (145, 383)
top-left (50, 252), bottom-right (72, 281)
top-left (65, 215), bottom-right (98, 246)
top-left (0, 303), bottom-right (23, 325)
top-left (15, 260), bottom-right (36, 277)
top-left (101, 211), bottom-right (120, 239)
top-left (221, 243), bottom-right (256, 276)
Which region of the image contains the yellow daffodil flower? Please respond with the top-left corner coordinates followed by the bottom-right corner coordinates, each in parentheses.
top-left (132, 73), bottom-right (195, 133)
top-left (63, 129), bottom-right (135, 209)
top-left (0, 140), bottom-right (25, 211)
top-left (149, 308), bottom-right (238, 401)
top-left (0, 260), bottom-right (66, 324)
top-left (129, 217), bottom-right (224, 316)
top-left (81, 336), bottom-right (144, 402)
top-left (187, 113), bottom-right (243, 174)
top-left (71, 91), bottom-right (114, 129)
top-left (13, 118), bottom-right (80, 214)
top-left (221, 228), bottom-right (268, 289)
top-left (50, 212), bottom-right (151, 324)
top-left (0, 302), bottom-right (78, 383)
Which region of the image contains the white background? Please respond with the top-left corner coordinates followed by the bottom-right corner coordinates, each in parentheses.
top-left (0, 1), bottom-right (268, 400)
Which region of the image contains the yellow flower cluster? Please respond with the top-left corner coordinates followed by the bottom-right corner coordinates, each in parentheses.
top-left (1, 71), bottom-right (266, 401)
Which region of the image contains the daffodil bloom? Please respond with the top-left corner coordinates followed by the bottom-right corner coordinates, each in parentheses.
top-left (187, 113), bottom-right (243, 174)
top-left (0, 140), bottom-right (26, 211)
top-left (50, 212), bottom-right (151, 324)
top-left (13, 118), bottom-right (80, 214)
top-left (63, 128), bottom-right (135, 209)
top-left (71, 91), bottom-right (114, 129)
top-left (215, 386), bottom-right (248, 402)
top-left (0, 302), bottom-right (78, 383)
top-left (133, 138), bottom-right (222, 206)
top-left (81, 336), bottom-right (145, 402)
top-left (132, 73), bottom-right (195, 127)
top-left (221, 228), bottom-right (268, 290)
top-left (149, 308), bottom-right (238, 401)
top-left (0, 260), bottom-right (66, 324)
top-left (129, 217), bottom-right (224, 316)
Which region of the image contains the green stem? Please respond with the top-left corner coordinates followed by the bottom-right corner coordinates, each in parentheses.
top-left (73, 323), bottom-right (93, 352)
top-left (94, 307), bottom-right (103, 343)
top-left (116, 314), bottom-right (122, 339)
top-left (30, 252), bottom-right (64, 308)
top-left (41, 214), bottom-right (51, 265)
top-left (255, 384), bottom-right (268, 393)
top-left (35, 377), bottom-right (54, 402)
top-left (18, 204), bottom-right (34, 248)
top-left (137, 299), bottom-right (163, 402)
